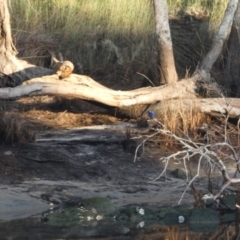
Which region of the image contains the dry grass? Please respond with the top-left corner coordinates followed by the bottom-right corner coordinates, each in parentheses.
top-left (0, 112), bottom-right (35, 144)
top-left (8, 0), bottom-right (228, 88)
top-left (151, 100), bottom-right (210, 134)
top-left (0, 1), bottom-right (230, 140)
top-left (146, 105), bottom-right (208, 148)
top-left (22, 109), bottom-right (119, 129)
top-left (16, 34), bottom-right (57, 67)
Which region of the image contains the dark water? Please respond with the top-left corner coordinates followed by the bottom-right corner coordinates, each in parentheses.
top-left (0, 203), bottom-right (239, 240)
top-left (0, 216), bottom-right (238, 240)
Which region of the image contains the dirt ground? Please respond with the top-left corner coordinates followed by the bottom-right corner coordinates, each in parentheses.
top-left (0, 96), bottom-right (238, 221)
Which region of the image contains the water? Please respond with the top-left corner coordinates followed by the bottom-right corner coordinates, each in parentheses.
top-left (1, 195), bottom-right (239, 240)
top-left (1, 125), bottom-right (239, 239)
top-left (0, 208), bottom-right (238, 239)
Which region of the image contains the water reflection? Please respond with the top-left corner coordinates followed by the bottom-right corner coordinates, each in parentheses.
top-left (1, 194), bottom-right (240, 239)
top-left (1, 208), bottom-right (239, 239)
top-left (0, 217), bottom-right (239, 239)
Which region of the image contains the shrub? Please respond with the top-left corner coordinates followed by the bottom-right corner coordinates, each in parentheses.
top-left (0, 112), bottom-right (35, 144)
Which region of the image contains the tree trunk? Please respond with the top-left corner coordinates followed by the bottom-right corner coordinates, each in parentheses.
top-left (0, 0), bottom-right (27, 87)
top-left (0, 0), bottom-right (53, 87)
top-left (225, 1), bottom-right (240, 97)
top-left (193, 0), bottom-right (238, 82)
top-left (0, 75), bottom-right (237, 118)
top-left (153, 0), bottom-right (178, 84)
top-left (0, 0), bottom-right (239, 121)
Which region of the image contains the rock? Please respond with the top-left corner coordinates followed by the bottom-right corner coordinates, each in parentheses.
top-left (4, 151), bottom-right (12, 156)
top-left (219, 212), bottom-right (235, 222)
top-left (220, 194), bottom-right (236, 210)
top-left (121, 139), bottom-right (143, 157)
top-left (157, 206), bottom-right (191, 225)
top-left (115, 206), bottom-right (159, 229)
top-left (171, 168), bottom-right (187, 179)
top-left (42, 197), bottom-right (117, 226)
top-left (80, 197), bottom-right (116, 214)
top-left (189, 208), bottom-right (219, 232)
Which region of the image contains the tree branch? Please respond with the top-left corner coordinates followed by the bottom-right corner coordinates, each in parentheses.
top-left (140, 118), bottom-right (240, 204)
top-left (193, 0), bottom-right (239, 82)
top-left (0, 75), bottom-right (239, 118)
top-left (0, 75), bottom-right (196, 106)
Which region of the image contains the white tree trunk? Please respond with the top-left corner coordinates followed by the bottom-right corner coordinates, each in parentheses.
top-left (153, 0), bottom-right (178, 84)
top-left (7, 75), bottom-right (196, 107)
top-left (193, 0), bottom-right (239, 82)
top-left (0, 75), bottom-right (238, 118)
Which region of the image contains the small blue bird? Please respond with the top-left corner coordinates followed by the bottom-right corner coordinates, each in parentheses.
top-left (147, 110), bottom-right (155, 119)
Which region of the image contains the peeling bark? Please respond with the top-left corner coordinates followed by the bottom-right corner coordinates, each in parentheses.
top-left (0, 75), bottom-right (237, 118)
top-left (21, 76), bottom-right (197, 107)
top-left (0, 0), bottom-right (26, 86)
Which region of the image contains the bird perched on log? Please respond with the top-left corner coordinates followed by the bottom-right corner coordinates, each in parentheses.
top-left (51, 56), bottom-right (74, 79)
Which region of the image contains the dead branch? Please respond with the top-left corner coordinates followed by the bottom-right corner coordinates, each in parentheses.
top-left (137, 117), bottom-right (240, 204)
top-left (0, 75), bottom-right (239, 118)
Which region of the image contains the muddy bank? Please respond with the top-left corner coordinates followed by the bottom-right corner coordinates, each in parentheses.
top-left (0, 124), bottom-right (197, 221)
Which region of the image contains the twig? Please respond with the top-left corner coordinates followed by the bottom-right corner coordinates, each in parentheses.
top-left (134, 131), bottom-right (159, 162)
top-left (135, 116), bottom-right (240, 204)
top-left (178, 156), bottom-right (203, 204)
top-left (136, 72), bottom-right (156, 87)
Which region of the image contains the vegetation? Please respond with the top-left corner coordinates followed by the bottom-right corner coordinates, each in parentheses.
top-left (132, 112), bottom-right (240, 206)
top-left (1, 0), bottom-right (239, 214)
top-left (152, 100), bottom-right (210, 134)
top-left (10, 0), bottom-right (228, 88)
top-left (0, 112), bottom-right (35, 143)
top-left (10, 0), bottom-right (228, 36)
top-left (0, 0), bottom-right (234, 141)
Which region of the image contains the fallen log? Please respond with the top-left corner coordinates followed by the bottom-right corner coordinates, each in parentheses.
top-left (0, 73), bottom-right (239, 118)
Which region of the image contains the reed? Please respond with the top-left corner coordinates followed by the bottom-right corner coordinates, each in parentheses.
top-left (9, 0), bottom-right (228, 88)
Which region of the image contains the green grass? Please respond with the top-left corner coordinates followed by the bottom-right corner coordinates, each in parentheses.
top-left (9, 0), bottom-right (229, 88)
top-left (166, 0), bottom-right (228, 37)
top-left (11, 0), bottom-right (154, 38)
top-left (11, 0), bottom-right (227, 36)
